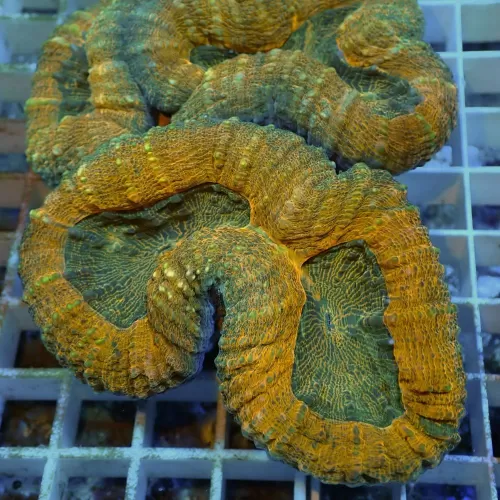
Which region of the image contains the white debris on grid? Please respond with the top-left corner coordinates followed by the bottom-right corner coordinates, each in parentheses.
top-left (468, 145), bottom-right (500, 167)
top-left (477, 267), bottom-right (500, 299)
top-left (417, 146), bottom-right (456, 227)
top-left (444, 265), bottom-right (460, 296)
top-left (468, 146), bottom-right (483, 167)
top-left (477, 275), bottom-right (500, 298)
top-left (423, 145), bottom-right (453, 168)
top-left (0, 102), bottom-right (25, 119)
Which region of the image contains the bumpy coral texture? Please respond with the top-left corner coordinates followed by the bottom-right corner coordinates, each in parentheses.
top-left (19, 120), bottom-right (466, 484)
top-left (164, 6), bottom-right (358, 84)
top-left (173, 3), bottom-right (457, 174)
top-left (25, 0), bottom-right (153, 187)
top-left (87, 0), bottom-right (399, 113)
top-left (27, 0), bottom-right (457, 184)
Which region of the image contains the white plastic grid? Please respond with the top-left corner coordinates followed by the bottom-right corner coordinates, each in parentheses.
top-left (0, 0), bottom-right (499, 499)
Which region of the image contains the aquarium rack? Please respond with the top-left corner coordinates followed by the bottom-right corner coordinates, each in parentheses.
top-left (0, 0), bottom-right (500, 499)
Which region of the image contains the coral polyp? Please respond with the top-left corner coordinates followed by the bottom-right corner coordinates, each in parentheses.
top-left (19, 120), bottom-right (465, 483)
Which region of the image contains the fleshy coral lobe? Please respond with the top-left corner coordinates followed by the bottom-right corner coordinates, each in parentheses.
top-left (20, 121), bottom-right (465, 484)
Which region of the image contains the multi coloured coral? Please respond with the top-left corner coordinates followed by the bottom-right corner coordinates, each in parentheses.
top-left (86, 0), bottom-right (352, 114)
top-left (27, 0), bottom-right (457, 183)
top-left (25, 3), bottom-right (100, 185)
top-left (63, 184), bottom-right (249, 330)
top-left (25, 0), bottom-right (153, 186)
top-left (173, 6), bottom-right (457, 174)
top-left (163, 6), bottom-right (357, 78)
top-left (21, 0), bottom-right (466, 484)
top-left (281, 5), bottom-right (359, 66)
top-left (20, 120), bottom-right (466, 483)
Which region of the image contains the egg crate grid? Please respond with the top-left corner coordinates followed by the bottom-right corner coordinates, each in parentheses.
top-left (0, 0), bottom-right (499, 498)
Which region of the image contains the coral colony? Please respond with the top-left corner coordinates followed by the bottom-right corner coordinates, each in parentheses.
top-left (19, 0), bottom-right (466, 485)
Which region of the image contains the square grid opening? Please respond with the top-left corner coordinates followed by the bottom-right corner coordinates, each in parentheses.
top-left (0, 0), bottom-right (499, 499)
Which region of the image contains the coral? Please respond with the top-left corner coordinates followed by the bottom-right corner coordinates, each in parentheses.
top-left (25, 4), bottom-right (100, 185)
top-left (19, 120), bottom-right (465, 483)
top-left (189, 45), bottom-right (239, 71)
top-left (173, 4), bottom-right (457, 174)
top-left (25, 0), bottom-right (152, 187)
top-left (87, 0), bottom-right (381, 114)
top-left (63, 185), bottom-right (249, 330)
top-left (169, 6), bottom-right (356, 75)
top-left (27, 0), bottom-right (457, 184)
top-left (281, 5), bottom-right (359, 66)
top-left (21, 182), bottom-right (249, 395)
top-left (24, 0), bottom-right (236, 186)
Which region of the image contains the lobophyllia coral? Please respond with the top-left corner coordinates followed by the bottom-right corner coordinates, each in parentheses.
top-left (86, 0), bottom-right (357, 114)
top-left (172, 5), bottom-right (457, 174)
top-left (162, 6), bottom-right (358, 76)
top-left (19, 119), bottom-right (466, 483)
top-left (26, 0), bottom-right (457, 183)
top-left (25, 0), bottom-right (153, 187)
